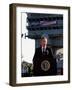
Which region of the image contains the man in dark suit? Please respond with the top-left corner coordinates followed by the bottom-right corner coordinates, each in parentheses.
top-left (33, 36), bottom-right (57, 76)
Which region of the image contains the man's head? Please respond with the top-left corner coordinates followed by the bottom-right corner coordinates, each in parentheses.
top-left (40, 36), bottom-right (48, 48)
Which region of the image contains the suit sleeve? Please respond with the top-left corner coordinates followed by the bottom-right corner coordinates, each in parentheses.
top-left (33, 48), bottom-right (38, 62)
top-left (48, 48), bottom-right (54, 59)
top-left (49, 48), bottom-right (57, 75)
top-left (33, 48), bottom-right (38, 75)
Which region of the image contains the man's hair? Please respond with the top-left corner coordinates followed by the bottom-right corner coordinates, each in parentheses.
top-left (40, 36), bottom-right (48, 40)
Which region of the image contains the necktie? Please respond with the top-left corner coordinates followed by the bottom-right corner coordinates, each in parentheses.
top-left (43, 48), bottom-right (45, 53)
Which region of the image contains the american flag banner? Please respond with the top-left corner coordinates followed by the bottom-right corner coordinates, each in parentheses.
top-left (29, 20), bottom-right (57, 26)
top-left (40, 21), bottom-right (57, 26)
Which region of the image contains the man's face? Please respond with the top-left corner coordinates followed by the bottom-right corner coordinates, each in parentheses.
top-left (40, 38), bottom-right (48, 47)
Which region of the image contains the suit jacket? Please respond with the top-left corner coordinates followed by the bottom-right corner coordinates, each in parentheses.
top-left (33, 47), bottom-right (57, 76)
